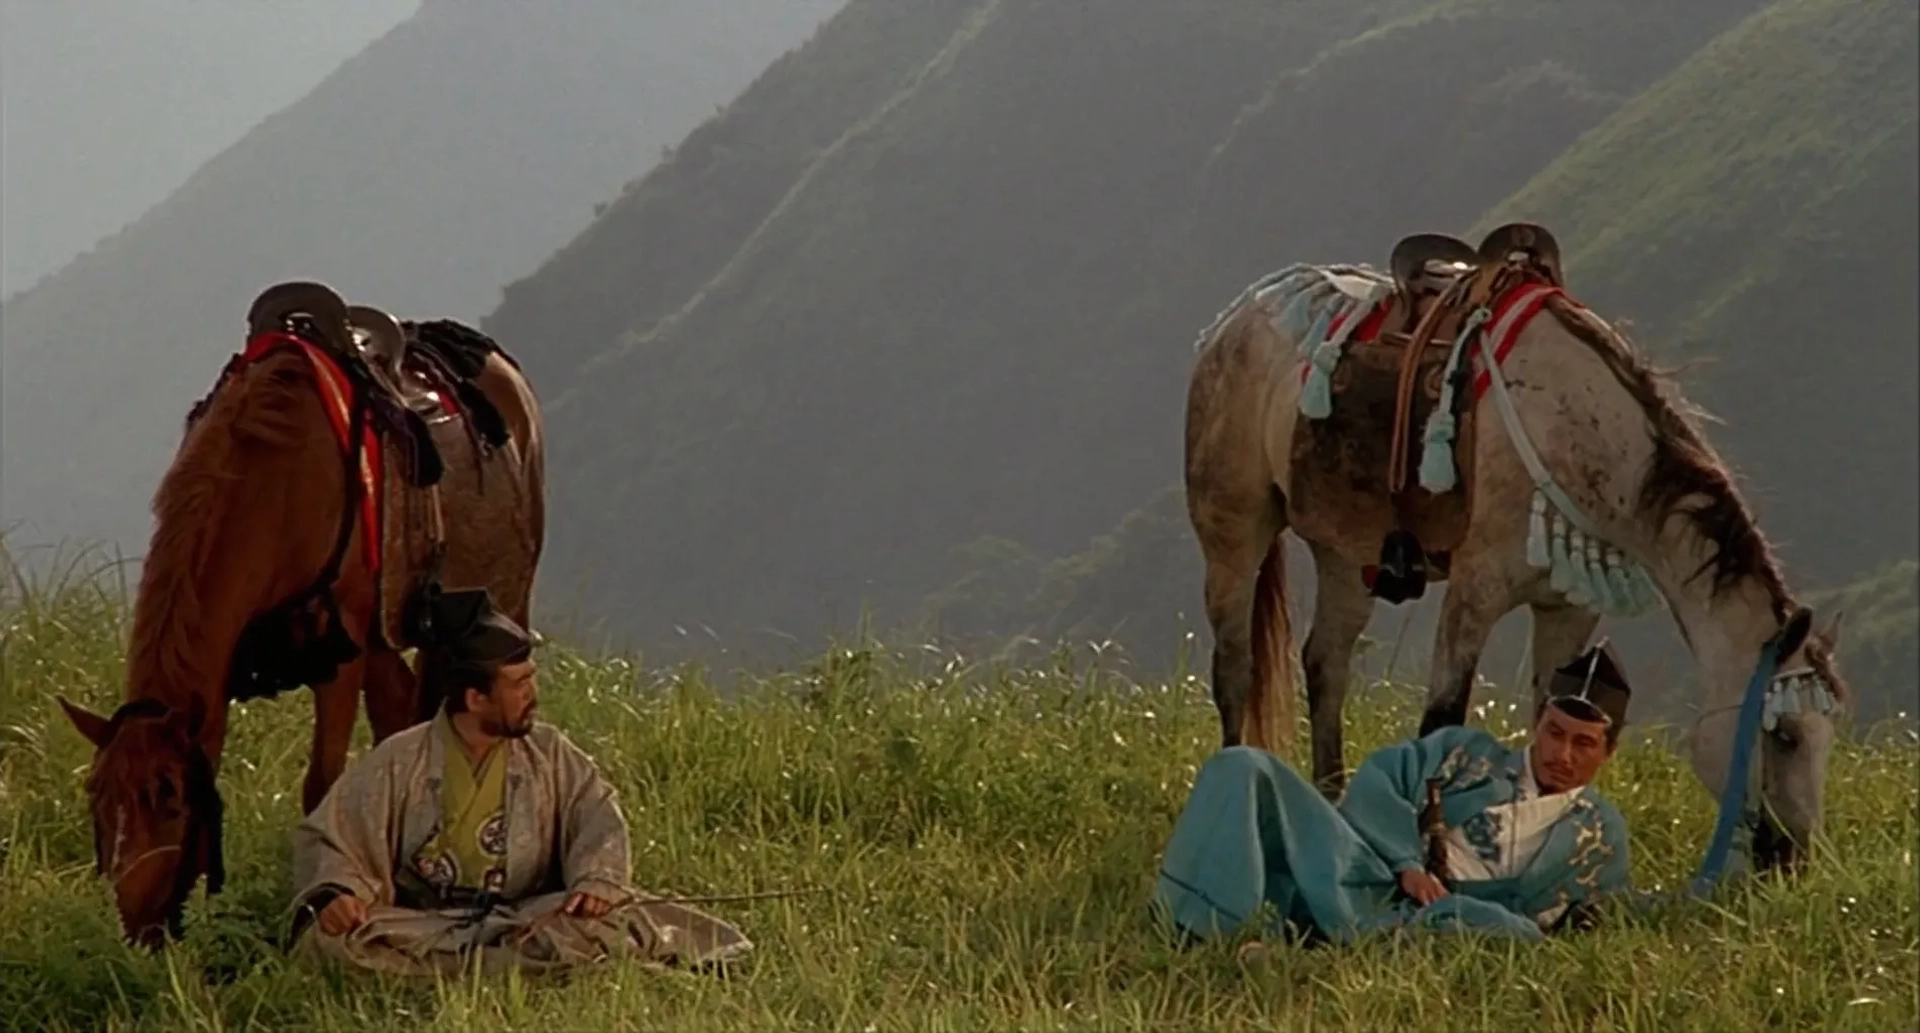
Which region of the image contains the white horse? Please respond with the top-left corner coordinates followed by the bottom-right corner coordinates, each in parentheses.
top-left (1183, 221), bottom-right (1847, 874)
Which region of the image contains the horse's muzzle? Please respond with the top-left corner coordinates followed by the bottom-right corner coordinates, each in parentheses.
top-left (1753, 814), bottom-right (1804, 876)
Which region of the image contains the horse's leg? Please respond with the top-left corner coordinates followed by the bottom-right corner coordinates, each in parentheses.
top-left (1196, 498), bottom-right (1286, 750)
top-left (1525, 600), bottom-right (1601, 722)
top-left (303, 659), bottom-right (368, 814)
top-left (1303, 542), bottom-right (1374, 797)
top-left (1416, 564), bottom-right (1517, 736)
top-left (361, 645), bottom-right (424, 742)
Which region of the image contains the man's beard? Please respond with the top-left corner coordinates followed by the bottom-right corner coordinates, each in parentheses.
top-left (483, 708), bottom-right (536, 739)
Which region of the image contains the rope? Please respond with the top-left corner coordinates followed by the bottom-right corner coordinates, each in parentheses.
top-left (1690, 633), bottom-right (1786, 895)
top-left (1386, 283), bottom-right (1463, 492)
top-left (1475, 316), bottom-right (1610, 541)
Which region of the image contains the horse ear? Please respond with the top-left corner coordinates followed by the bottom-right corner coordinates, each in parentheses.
top-left (58, 696), bottom-right (114, 748)
top-left (1822, 609), bottom-right (1847, 651)
top-left (1776, 606), bottom-right (1814, 660)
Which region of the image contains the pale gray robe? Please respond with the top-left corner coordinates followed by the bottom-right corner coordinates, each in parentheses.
top-left (288, 718), bottom-right (752, 978)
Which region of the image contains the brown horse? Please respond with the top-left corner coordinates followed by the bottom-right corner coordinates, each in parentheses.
top-left (57, 281), bottom-right (545, 947)
top-left (1185, 223), bottom-right (1848, 874)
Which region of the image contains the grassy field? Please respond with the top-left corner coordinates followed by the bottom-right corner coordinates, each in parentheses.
top-left (1, 556), bottom-right (1915, 1032)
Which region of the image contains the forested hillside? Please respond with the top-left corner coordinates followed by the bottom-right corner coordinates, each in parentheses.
top-left (1484, 0), bottom-right (1920, 583)
top-left (506, 0), bottom-right (1912, 715)
top-left (506, 0), bottom-right (1833, 662)
top-left (12, 0), bottom-right (1910, 720)
top-left (0, 0), bottom-right (843, 551)
top-left (918, 0), bottom-right (1919, 719)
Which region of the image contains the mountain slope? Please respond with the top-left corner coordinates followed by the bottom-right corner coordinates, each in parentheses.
top-left (1485, 0), bottom-right (1920, 582)
top-left (531, 0), bottom-right (1426, 650)
top-left (925, 0), bottom-right (1918, 718)
top-left (483, 0), bottom-right (996, 407)
top-left (0, 0), bottom-right (844, 552)
top-left (511, 0), bottom-right (1767, 657)
top-left (1177, 0), bottom-right (1763, 301)
top-left (0, 0), bottom-right (415, 297)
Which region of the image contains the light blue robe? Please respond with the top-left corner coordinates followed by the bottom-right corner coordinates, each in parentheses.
top-left (1152, 726), bottom-right (1632, 945)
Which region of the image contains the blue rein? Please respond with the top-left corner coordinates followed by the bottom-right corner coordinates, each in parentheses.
top-left (1687, 633), bottom-right (1787, 897)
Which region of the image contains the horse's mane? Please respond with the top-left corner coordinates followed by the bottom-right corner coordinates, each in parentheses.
top-left (127, 349), bottom-right (321, 707)
top-left (1542, 297), bottom-right (1791, 608)
top-left (1546, 297), bottom-right (1849, 699)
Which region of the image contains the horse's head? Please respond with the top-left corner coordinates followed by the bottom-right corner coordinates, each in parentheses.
top-left (1749, 608), bottom-right (1850, 875)
top-left (1685, 605), bottom-right (1850, 876)
top-left (57, 695), bottom-right (225, 949)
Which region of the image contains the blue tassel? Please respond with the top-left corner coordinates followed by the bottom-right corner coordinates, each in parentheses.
top-left (1613, 557), bottom-right (1652, 617)
top-left (1417, 411), bottom-right (1458, 493)
top-left (1279, 283), bottom-right (1324, 340)
top-left (1565, 533), bottom-right (1595, 607)
top-left (1526, 494), bottom-right (1550, 569)
top-left (1607, 559), bottom-right (1638, 617)
top-left (1414, 315), bottom-right (1479, 494)
top-left (1549, 527), bottom-right (1574, 595)
top-left (1591, 547), bottom-right (1627, 616)
top-left (1301, 362), bottom-right (1334, 419)
top-left (1302, 304), bottom-right (1334, 360)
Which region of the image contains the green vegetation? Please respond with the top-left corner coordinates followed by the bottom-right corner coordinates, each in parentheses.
top-left (1480, 0), bottom-right (1920, 584)
top-left (462, 0), bottom-right (1915, 677)
top-left (5, 0), bottom-right (1911, 706)
top-left (512, 0), bottom-right (1368, 649)
top-left (926, 0), bottom-right (1917, 700)
top-left (0, 0), bottom-right (846, 557)
top-left (1484, 0), bottom-right (1918, 331)
top-left (484, 0), bottom-right (999, 405)
top-left (4, 550), bottom-right (1915, 1031)
top-left (922, 486), bottom-right (1203, 671)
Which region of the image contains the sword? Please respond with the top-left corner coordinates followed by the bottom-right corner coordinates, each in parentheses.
top-left (1421, 776), bottom-right (1453, 886)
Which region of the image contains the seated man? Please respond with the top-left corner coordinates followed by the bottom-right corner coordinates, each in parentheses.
top-left (1153, 640), bottom-right (1636, 948)
top-left (287, 587), bottom-right (752, 977)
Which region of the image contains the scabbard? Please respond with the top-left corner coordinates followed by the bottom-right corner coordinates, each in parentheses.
top-left (1420, 776), bottom-right (1453, 885)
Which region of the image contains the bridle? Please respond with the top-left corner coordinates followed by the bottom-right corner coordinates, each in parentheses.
top-left (1687, 611), bottom-right (1835, 894)
top-left (86, 725), bottom-right (227, 937)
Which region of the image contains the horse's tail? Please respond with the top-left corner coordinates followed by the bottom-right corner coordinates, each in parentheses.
top-left (1245, 534), bottom-right (1300, 759)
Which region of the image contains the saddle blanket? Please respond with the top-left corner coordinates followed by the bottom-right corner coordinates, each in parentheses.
top-left (1296, 277), bottom-right (1566, 407)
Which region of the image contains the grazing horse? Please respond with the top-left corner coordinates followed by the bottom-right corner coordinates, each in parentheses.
top-left (1184, 222), bottom-right (1848, 875)
top-left (57, 281), bottom-right (545, 947)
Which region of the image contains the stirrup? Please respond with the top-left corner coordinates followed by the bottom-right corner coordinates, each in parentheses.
top-left (1365, 529), bottom-right (1429, 604)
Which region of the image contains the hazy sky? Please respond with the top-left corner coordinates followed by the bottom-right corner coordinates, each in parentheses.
top-left (1, 0), bottom-right (418, 299)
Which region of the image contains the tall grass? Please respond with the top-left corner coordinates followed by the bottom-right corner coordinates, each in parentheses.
top-left (1, 547), bottom-right (1913, 1032)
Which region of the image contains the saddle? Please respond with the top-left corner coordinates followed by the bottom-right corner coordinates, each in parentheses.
top-left (1288, 222), bottom-right (1566, 604)
top-left (245, 281), bottom-right (466, 421)
top-left (239, 280), bottom-right (531, 660)
top-left (247, 281), bottom-right (512, 459)
top-left (347, 305), bottom-right (458, 422)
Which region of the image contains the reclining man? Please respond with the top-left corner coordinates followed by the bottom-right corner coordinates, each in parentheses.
top-left (1154, 640), bottom-right (1637, 949)
top-left (287, 587), bottom-right (752, 977)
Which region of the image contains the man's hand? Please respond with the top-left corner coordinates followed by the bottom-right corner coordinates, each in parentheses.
top-left (560, 890), bottom-right (613, 919)
top-left (1398, 868), bottom-right (1450, 907)
top-left (318, 892), bottom-right (369, 936)
top-left (513, 890), bottom-right (620, 946)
